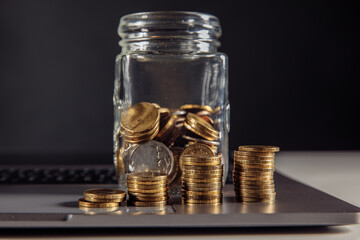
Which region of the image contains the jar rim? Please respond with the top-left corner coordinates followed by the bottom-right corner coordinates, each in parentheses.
top-left (119, 11), bottom-right (221, 39)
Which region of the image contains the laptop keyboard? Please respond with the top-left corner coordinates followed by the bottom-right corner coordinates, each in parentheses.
top-left (0, 167), bottom-right (233, 184)
top-left (0, 168), bottom-right (118, 184)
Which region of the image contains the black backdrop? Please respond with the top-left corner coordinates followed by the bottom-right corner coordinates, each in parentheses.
top-left (0, 0), bottom-right (359, 161)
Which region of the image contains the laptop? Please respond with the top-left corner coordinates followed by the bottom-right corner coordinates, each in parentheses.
top-left (0, 152), bottom-right (359, 228)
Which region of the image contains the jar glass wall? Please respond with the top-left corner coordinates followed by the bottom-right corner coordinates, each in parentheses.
top-left (113, 12), bottom-right (229, 190)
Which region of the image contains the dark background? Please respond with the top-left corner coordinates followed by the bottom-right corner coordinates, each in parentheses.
top-left (0, 0), bottom-right (359, 163)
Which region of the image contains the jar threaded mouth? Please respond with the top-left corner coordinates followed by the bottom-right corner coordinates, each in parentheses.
top-left (118, 11), bottom-right (222, 53)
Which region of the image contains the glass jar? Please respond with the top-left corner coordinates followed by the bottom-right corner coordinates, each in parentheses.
top-left (113, 11), bottom-right (229, 190)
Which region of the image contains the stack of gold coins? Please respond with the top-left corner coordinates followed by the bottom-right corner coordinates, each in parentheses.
top-left (78, 188), bottom-right (126, 210)
top-left (120, 102), bottom-right (160, 143)
top-left (233, 145), bottom-right (279, 203)
top-left (181, 154), bottom-right (223, 204)
top-left (127, 172), bottom-right (169, 207)
top-left (183, 112), bottom-right (219, 141)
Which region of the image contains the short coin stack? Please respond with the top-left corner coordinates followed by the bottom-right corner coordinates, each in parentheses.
top-left (233, 145), bottom-right (279, 203)
top-left (127, 172), bottom-right (169, 207)
top-left (181, 154), bottom-right (223, 204)
top-left (78, 188), bottom-right (126, 209)
top-left (183, 112), bottom-right (219, 141)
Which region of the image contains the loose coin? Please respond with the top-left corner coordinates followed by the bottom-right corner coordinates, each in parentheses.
top-left (78, 198), bottom-right (119, 208)
top-left (84, 188), bottom-right (126, 200)
top-left (84, 197), bottom-right (125, 203)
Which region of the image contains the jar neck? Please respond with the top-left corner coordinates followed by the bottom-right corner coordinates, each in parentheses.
top-left (118, 11), bottom-right (222, 54)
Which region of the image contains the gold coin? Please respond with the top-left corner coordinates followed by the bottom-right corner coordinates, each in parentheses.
top-left (182, 190), bottom-right (222, 196)
top-left (183, 169), bottom-right (223, 175)
top-left (129, 201), bottom-right (168, 207)
top-left (128, 195), bottom-right (169, 202)
top-left (183, 164), bottom-right (223, 171)
top-left (181, 143), bottom-right (215, 157)
top-left (156, 115), bottom-right (177, 139)
top-left (78, 198), bottom-right (119, 208)
top-left (234, 164), bottom-right (274, 169)
top-left (182, 194), bottom-right (222, 200)
top-left (123, 121), bottom-right (160, 143)
top-left (234, 150), bottom-right (275, 157)
top-left (234, 159), bottom-right (275, 165)
top-left (185, 113), bottom-right (219, 136)
top-left (234, 167), bottom-right (274, 172)
top-left (180, 143), bottom-right (215, 170)
top-left (84, 196), bottom-right (125, 203)
top-left (84, 188), bottom-right (126, 200)
top-left (235, 188), bottom-right (275, 194)
top-left (182, 186), bottom-right (222, 192)
top-left (181, 154), bottom-right (222, 165)
top-left (237, 192), bottom-right (276, 198)
top-left (182, 198), bottom-right (222, 204)
top-left (79, 206), bottom-right (119, 214)
top-left (183, 120), bottom-right (218, 141)
top-left (236, 197), bottom-right (275, 203)
top-left (238, 179), bottom-right (275, 185)
top-left (127, 172), bottom-right (168, 181)
top-left (128, 192), bottom-right (169, 198)
top-left (128, 187), bottom-right (169, 194)
top-left (234, 183), bottom-right (275, 189)
top-left (182, 181), bottom-right (222, 188)
top-left (127, 179), bottom-right (168, 185)
top-left (182, 135), bottom-right (220, 146)
top-left (127, 183), bottom-right (167, 190)
top-left (180, 104), bottom-right (213, 113)
top-left (233, 175), bottom-right (274, 181)
top-left (182, 177), bottom-right (222, 183)
top-left (234, 154), bottom-right (275, 160)
top-left (233, 170), bottom-right (273, 176)
top-left (238, 145), bottom-right (280, 153)
top-left (182, 173), bottom-right (223, 179)
top-left (120, 102), bottom-right (160, 135)
top-left (152, 103), bottom-right (161, 109)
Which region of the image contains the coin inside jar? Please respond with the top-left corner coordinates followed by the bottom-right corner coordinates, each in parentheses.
top-left (125, 141), bottom-right (174, 176)
top-left (120, 102), bottom-right (160, 135)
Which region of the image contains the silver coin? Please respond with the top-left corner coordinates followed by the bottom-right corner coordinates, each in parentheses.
top-left (125, 140), bottom-right (174, 176)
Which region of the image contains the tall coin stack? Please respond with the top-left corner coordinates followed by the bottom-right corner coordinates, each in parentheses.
top-left (233, 145), bottom-right (279, 203)
top-left (127, 172), bottom-right (169, 207)
top-left (181, 154), bottom-right (223, 204)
